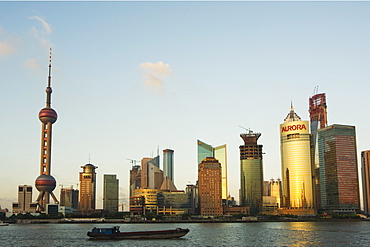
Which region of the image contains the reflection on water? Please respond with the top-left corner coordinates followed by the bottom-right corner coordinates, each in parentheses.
top-left (0, 221), bottom-right (370, 246)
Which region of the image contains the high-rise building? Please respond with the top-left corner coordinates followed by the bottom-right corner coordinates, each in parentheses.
top-left (34, 49), bottom-right (59, 212)
top-left (129, 165), bottom-right (141, 197)
top-left (197, 140), bottom-right (228, 200)
top-left (318, 124), bottom-right (360, 213)
top-left (163, 149), bottom-right (174, 183)
top-left (60, 186), bottom-right (79, 210)
top-left (198, 157), bottom-right (223, 216)
top-left (141, 156), bottom-right (162, 189)
top-left (269, 178), bottom-right (282, 208)
top-left (361, 150), bottom-right (370, 214)
top-left (103, 174), bottom-right (119, 214)
top-left (280, 104), bottom-right (314, 210)
top-left (309, 93), bottom-right (328, 209)
top-left (262, 179), bottom-right (282, 214)
top-left (186, 183), bottom-right (199, 214)
top-left (239, 130), bottom-right (263, 215)
top-left (12, 185), bottom-right (37, 214)
top-left (79, 163), bottom-right (98, 214)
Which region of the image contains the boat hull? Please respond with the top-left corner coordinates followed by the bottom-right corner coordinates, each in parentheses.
top-left (87, 228), bottom-right (189, 240)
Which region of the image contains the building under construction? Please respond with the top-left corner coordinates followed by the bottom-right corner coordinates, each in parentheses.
top-left (309, 92), bottom-right (328, 209)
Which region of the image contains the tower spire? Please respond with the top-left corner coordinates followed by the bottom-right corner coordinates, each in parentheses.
top-left (46, 48), bottom-right (52, 108)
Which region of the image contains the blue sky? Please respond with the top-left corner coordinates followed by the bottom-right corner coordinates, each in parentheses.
top-left (1, 1), bottom-right (370, 210)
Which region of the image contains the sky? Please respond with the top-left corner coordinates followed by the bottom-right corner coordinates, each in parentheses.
top-left (1, 1), bottom-right (370, 211)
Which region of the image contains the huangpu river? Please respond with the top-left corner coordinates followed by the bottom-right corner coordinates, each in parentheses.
top-left (1, 221), bottom-right (370, 246)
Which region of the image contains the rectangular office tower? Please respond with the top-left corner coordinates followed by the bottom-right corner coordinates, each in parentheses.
top-left (198, 157), bottom-right (223, 216)
top-left (103, 174), bottom-right (119, 214)
top-left (318, 124), bottom-right (360, 213)
top-left (60, 187), bottom-right (79, 209)
top-left (197, 140), bottom-right (228, 200)
top-left (361, 150), bottom-right (370, 214)
top-left (239, 130), bottom-right (263, 215)
top-left (12, 185), bottom-right (37, 214)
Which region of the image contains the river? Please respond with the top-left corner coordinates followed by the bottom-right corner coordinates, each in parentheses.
top-left (1, 221), bottom-right (370, 246)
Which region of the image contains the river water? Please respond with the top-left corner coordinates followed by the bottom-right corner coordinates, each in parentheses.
top-left (1, 221), bottom-right (370, 246)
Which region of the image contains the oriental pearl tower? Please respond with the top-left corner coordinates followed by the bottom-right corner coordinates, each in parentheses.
top-left (34, 48), bottom-right (59, 212)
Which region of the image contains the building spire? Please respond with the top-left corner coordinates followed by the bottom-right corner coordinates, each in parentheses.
top-left (284, 101), bottom-right (301, 122)
top-left (46, 48), bottom-right (53, 108)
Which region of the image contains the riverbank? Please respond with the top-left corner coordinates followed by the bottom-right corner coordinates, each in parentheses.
top-left (11, 218), bottom-right (368, 224)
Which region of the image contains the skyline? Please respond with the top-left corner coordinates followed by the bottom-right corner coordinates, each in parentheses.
top-left (1, 2), bottom-right (370, 211)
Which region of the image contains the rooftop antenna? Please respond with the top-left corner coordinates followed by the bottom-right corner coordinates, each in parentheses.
top-left (88, 153), bottom-right (91, 164)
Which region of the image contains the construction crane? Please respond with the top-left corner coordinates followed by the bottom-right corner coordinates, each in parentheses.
top-left (239, 125), bottom-right (252, 134)
top-left (127, 158), bottom-right (140, 167)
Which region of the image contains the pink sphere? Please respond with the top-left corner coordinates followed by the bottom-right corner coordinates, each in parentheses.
top-left (39, 108), bottom-right (58, 124)
top-left (35, 174), bottom-right (56, 192)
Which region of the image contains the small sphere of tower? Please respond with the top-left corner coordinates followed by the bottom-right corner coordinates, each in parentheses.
top-left (39, 108), bottom-right (58, 124)
top-left (35, 174), bottom-right (56, 192)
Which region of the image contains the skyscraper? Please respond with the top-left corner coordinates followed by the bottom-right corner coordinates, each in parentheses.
top-left (239, 130), bottom-right (263, 215)
top-left (141, 156), bottom-right (162, 189)
top-left (163, 149), bottom-right (174, 183)
top-left (197, 140), bottom-right (228, 200)
top-left (129, 164), bottom-right (141, 197)
top-left (79, 163), bottom-right (98, 214)
top-left (309, 93), bottom-right (328, 209)
top-left (361, 150), bottom-right (370, 214)
top-left (103, 174), bottom-right (119, 214)
top-left (60, 186), bottom-right (79, 210)
top-left (280, 104), bottom-right (314, 210)
top-left (318, 124), bottom-right (360, 213)
top-left (198, 157), bottom-right (223, 216)
top-left (34, 49), bottom-right (59, 212)
top-left (12, 185), bottom-right (37, 214)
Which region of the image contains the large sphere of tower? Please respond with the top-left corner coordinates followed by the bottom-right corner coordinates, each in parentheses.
top-left (39, 108), bottom-right (58, 124)
top-left (35, 174), bottom-right (57, 192)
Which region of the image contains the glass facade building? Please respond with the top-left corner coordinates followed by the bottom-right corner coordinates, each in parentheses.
top-left (309, 93), bottom-right (328, 209)
top-left (79, 163), bottom-right (98, 214)
top-left (103, 174), bottom-right (119, 214)
top-left (280, 106), bottom-right (314, 209)
top-left (197, 140), bottom-right (228, 200)
top-left (163, 149), bottom-right (174, 183)
top-left (318, 124), bottom-right (360, 212)
top-left (239, 131), bottom-right (263, 215)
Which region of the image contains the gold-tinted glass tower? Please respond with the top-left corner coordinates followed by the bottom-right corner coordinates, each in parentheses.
top-left (79, 164), bottom-right (98, 214)
top-left (34, 49), bottom-right (59, 212)
top-left (280, 104), bottom-right (314, 210)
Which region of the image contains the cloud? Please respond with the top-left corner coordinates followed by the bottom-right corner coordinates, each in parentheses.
top-left (24, 58), bottom-right (42, 70)
top-left (28, 16), bottom-right (53, 48)
top-left (0, 42), bottom-right (14, 56)
top-left (28, 16), bottom-right (52, 34)
top-left (140, 61), bottom-right (172, 94)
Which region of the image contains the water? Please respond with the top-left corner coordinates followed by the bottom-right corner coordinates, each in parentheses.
top-left (1, 221), bottom-right (370, 246)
